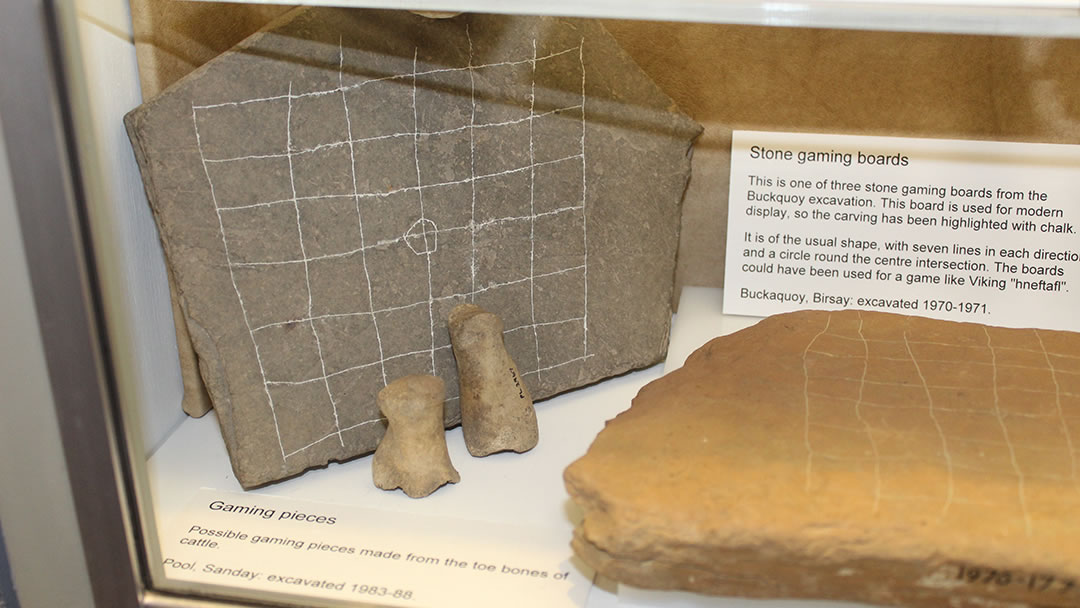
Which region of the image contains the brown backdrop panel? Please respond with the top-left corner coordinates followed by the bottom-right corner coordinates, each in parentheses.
top-left (601, 21), bottom-right (1080, 302)
top-left (130, 3), bottom-right (1080, 354)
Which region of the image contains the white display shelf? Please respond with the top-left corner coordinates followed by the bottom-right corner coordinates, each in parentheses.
top-left (146, 365), bottom-right (662, 545)
top-left (145, 332), bottom-right (660, 607)
top-left (197, 0), bottom-right (1080, 38)
top-left (144, 288), bottom-right (865, 607)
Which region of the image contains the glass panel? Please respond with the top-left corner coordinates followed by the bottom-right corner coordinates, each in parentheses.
top-left (64, 1), bottom-right (1080, 606)
top-left (192, 0), bottom-right (1080, 38)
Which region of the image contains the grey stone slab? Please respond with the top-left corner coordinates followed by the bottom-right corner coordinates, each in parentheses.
top-left (126, 7), bottom-right (701, 488)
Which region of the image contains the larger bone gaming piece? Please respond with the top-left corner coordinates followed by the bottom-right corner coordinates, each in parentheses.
top-left (565, 310), bottom-right (1080, 608)
top-left (372, 375), bottom-right (459, 498)
top-left (450, 303), bottom-right (538, 456)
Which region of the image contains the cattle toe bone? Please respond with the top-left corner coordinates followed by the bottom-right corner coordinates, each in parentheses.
top-left (449, 303), bottom-right (538, 457)
top-left (372, 375), bottom-right (460, 498)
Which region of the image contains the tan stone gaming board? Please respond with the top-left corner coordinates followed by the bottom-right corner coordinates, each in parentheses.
top-left (565, 310), bottom-right (1080, 608)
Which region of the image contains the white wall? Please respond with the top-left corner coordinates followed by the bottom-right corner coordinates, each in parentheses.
top-left (0, 111), bottom-right (96, 608)
top-left (74, 0), bottom-right (186, 457)
top-left (0, 3), bottom-right (191, 604)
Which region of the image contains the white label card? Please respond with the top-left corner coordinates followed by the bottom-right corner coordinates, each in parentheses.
top-left (158, 489), bottom-right (589, 607)
top-left (724, 130), bottom-right (1080, 331)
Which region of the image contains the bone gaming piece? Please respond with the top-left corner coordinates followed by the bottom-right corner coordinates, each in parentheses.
top-left (449, 304), bottom-right (538, 457)
top-left (372, 375), bottom-right (460, 498)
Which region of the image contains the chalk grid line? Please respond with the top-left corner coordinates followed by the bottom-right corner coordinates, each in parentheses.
top-left (340, 36), bottom-right (388, 391)
top-left (801, 313), bottom-right (1080, 537)
top-left (193, 34), bottom-right (590, 462)
top-left (286, 81), bottom-right (346, 450)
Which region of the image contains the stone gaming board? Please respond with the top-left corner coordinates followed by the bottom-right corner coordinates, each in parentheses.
top-left (126, 8), bottom-right (700, 488)
top-left (565, 310), bottom-right (1080, 608)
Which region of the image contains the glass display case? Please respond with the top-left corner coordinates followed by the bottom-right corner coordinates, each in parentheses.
top-left (2, 1), bottom-right (1079, 607)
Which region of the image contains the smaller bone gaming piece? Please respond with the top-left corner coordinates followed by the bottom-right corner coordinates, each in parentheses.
top-left (372, 375), bottom-right (460, 498)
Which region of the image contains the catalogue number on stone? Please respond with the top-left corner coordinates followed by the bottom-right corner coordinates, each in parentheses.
top-left (952, 563), bottom-right (1077, 596)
